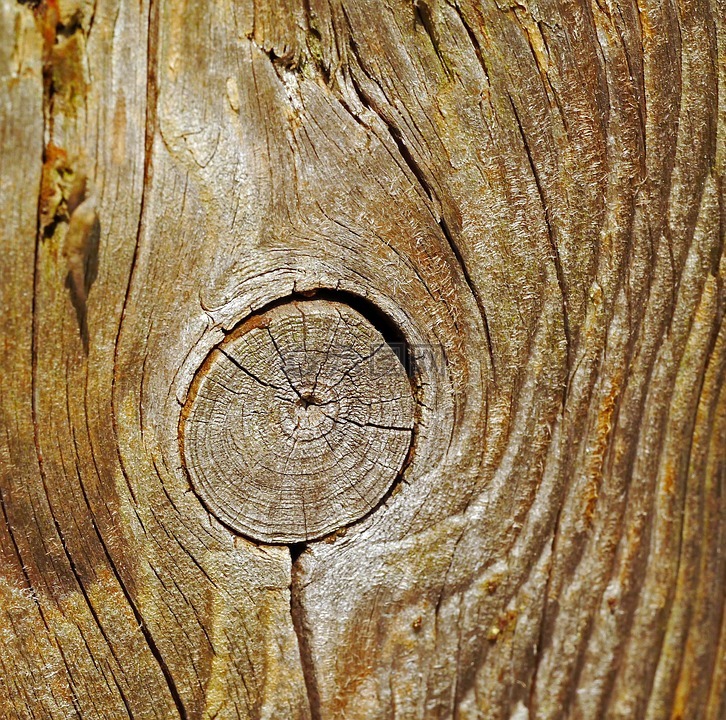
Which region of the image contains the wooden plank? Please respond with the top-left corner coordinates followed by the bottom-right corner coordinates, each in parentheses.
top-left (0, 0), bottom-right (724, 718)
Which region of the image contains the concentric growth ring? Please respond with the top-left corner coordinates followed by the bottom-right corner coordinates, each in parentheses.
top-left (181, 299), bottom-right (415, 543)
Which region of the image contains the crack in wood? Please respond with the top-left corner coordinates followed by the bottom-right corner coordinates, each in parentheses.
top-left (181, 298), bottom-right (416, 544)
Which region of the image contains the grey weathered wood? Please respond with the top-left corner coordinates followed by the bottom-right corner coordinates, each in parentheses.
top-left (1, 0), bottom-right (724, 718)
top-left (182, 299), bottom-right (414, 543)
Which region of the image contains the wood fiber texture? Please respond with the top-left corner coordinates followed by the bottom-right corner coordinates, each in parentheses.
top-left (0, 0), bottom-right (724, 718)
top-left (182, 299), bottom-right (414, 543)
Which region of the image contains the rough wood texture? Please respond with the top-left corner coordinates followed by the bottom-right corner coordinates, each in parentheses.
top-left (182, 299), bottom-right (414, 543)
top-left (0, 0), bottom-right (724, 718)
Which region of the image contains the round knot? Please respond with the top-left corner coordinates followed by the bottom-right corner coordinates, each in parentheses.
top-left (181, 299), bottom-right (415, 543)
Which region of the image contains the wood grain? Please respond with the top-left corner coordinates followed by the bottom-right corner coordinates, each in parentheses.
top-left (1, 0), bottom-right (724, 718)
top-left (182, 299), bottom-right (414, 543)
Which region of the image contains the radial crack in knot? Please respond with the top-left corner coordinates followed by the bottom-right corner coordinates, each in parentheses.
top-left (181, 299), bottom-right (415, 543)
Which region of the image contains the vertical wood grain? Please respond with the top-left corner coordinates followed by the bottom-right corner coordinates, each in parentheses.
top-left (1, 0), bottom-right (724, 718)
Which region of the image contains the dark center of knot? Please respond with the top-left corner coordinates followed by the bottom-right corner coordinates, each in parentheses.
top-left (297, 394), bottom-right (316, 410)
top-left (289, 392), bottom-right (330, 437)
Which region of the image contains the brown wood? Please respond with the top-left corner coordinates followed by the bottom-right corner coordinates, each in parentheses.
top-left (182, 299), bottom-right (415, 543)
top-left (0, 0), bottom-right (724, 718)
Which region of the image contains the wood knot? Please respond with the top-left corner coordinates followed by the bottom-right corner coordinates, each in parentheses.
top-left (181, 299), bottom-right (415, 543)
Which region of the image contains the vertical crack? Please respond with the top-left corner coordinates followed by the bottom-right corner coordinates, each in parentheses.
top-left (438, 216), bottom-right (496, 381)
top-left (507, 93), bottom-right (572, 391)
top-left (290, 546), bottom-right (322, 720)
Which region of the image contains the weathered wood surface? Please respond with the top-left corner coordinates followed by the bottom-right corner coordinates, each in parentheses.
top-left (182, 299), bottom-right (415, 543)
top-left (0, 0), bottom-right (724, 718)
